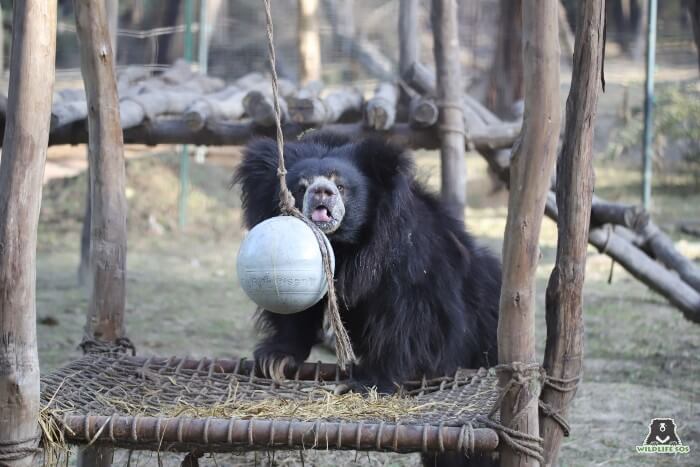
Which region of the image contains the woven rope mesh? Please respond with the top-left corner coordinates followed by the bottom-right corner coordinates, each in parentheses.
top-left (41, 352), bottom-right (500, 427)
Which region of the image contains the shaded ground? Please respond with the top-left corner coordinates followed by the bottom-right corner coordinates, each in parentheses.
top-left (35, 58), bottom-right (699, 466)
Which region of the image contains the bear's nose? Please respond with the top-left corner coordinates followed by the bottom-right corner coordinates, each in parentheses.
top-left (307, 179), bottom-right (338, 205)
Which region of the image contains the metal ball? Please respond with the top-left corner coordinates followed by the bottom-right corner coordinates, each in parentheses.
top-left (236, 216), bottom-right (335, 314)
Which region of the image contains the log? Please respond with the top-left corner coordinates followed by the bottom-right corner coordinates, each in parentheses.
top-left (590, 196), bottom-right (650, 231)
top-left (47, 120), bottom-right (520, 151)
top-left (288, 87), bottom-right (363, 125)
top-left (120, 89), bottom-right (202, 129)
top-left (479, 142), bottom-right (700, 321)
top-left (59, 415), bottom-right (499, 454)
top-left (402, 61), bottom-right (436, 96)
top-left (243, 90), bottom-right (289, 127)
top-left (637, 223), bottom-right (700, 292)
top-left (364, 82), bottom-right (398, 130)
top-left (51, 99), bottom-right (88, 129)
top-left (0, 2), bottom-right (56, 466)
top-left (432, 0), bottom-right (467, 223)
top-left (540, 1), bottom-right (605, 464)
top-left (409, 96), bottom-right (439, 128)
top-left (74, 0), bottom-right (127, 341)
top-left (498, 3), bottom-right (561, 467)
top-left (546, 195), bottom-right (700, 323)
top-left (183, 85), bottom-right (241, 131)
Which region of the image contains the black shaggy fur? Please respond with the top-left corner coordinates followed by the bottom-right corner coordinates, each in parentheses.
top-left (234, 132), bottom-right (501, 466)
top-left (234, 131), bottom-right (501, 384)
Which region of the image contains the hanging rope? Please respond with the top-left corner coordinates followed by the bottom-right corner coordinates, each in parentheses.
top-left (262, 0), bottom-right (355, 368)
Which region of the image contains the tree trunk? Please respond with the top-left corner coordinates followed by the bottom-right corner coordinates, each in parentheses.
top-left (431, 0), bottom-right (467, 223)
top-left (298, 0), bottom-right (321, 84)
top-left (540, 1), bottom-right (605, 465)
top-left (74, 2), bottom-right (127, 465)
top-left (498, 2), bottom-right (561, 467)
top-left (0, 1), bottom-right (57, 466)
top-left (73, 0), bottom-right (127, 343)
top-left (689, 0), bottom-right (700, 73)
top-left (487, 0), bottom-right (524, 119)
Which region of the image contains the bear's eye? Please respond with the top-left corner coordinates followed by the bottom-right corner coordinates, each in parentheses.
top-left (337, 184), bottom-right (345, 194)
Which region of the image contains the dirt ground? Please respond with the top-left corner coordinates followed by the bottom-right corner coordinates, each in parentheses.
top-left (35, 57), bottom-right (699, 466)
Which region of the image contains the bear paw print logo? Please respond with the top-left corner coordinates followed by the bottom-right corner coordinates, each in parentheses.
top-left (636, 418), bottom-right (690, 454)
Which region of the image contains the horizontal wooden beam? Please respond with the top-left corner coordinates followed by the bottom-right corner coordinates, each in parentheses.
top-left (60, 415), bottom-right (499, 454)
top-left (46, 120), bottom-right (519, 150)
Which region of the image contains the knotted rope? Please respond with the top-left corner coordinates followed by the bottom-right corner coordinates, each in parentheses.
top-left (476, 363), bottom-right (546, 463)
top-left (263, 0), bottom-right (355, 367)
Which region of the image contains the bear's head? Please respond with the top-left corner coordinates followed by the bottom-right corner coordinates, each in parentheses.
top-left (236, 131), bottom-right (414, 244)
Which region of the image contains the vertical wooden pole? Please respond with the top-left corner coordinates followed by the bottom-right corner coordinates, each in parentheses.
top-left (498, 2), bottom-right (561, 467)
top-left (179, 0), bottom-right (195, 228)
top-left (74, 0), bottom-right (126, 463)
top-left (487, 0), bottom-right (524, 118)
top-left (431, 0), bottom-right (467, 223)
top-left (399, 0), bottom-right (419, 75)
top-left (641, 0), bottom-right (657, 209)
top-left (540, 2), bottom-right (605, 465)
top-left (0, 1), bottom-right (57, 466)
top-left (298, 0), bottom-right (322, 84)
top-left (73, 0), bottom-right (127, 344)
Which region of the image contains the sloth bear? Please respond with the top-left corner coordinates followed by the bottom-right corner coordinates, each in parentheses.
top-left (235, 131), bottom-right (501, 383)
top-left (235, 132), bottom-right (501, 466)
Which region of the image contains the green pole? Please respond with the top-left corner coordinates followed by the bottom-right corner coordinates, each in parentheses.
top-left (179, 0), bottom-right (195, 228)
top-left (642, 0), bottom-right (657, 210)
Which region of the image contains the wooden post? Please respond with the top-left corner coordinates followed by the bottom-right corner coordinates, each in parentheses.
top-left (73, 0), bottom-right (127, 342)
top-left (498, 2), bottom-right (561, 467)
top-left (74, 0), bottom-right (127, 464)
top-left (0, 1), bottom-right (57, 466)
top-left (540, 1), bottom-right (605, 465)
top-left (399, 0), bottom-right (419, 75)
top-left (487, 0), bottom-right (524, 118)
top-left (298, 0), bottom-right (321, 84)
top-left (431, 0), bottom-right (467, 223)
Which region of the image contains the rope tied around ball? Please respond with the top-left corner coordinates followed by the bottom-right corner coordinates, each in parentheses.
top-left (263, 0), bottom-right (356, 368)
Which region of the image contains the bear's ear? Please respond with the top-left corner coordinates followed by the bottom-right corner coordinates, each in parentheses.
top-left (233, 138), bottom-right (311, 228)
top-left (352, 138), bottom-right (414, 184)
top-left (298, 129), bottom-right (352, 148)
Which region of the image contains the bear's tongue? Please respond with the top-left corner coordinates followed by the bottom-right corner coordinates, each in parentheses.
top-left (312, 207), bottom-right (331, 223)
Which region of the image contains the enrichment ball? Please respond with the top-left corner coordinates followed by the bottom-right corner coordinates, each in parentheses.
top-left (236, 216), bottom-right (335, 314)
